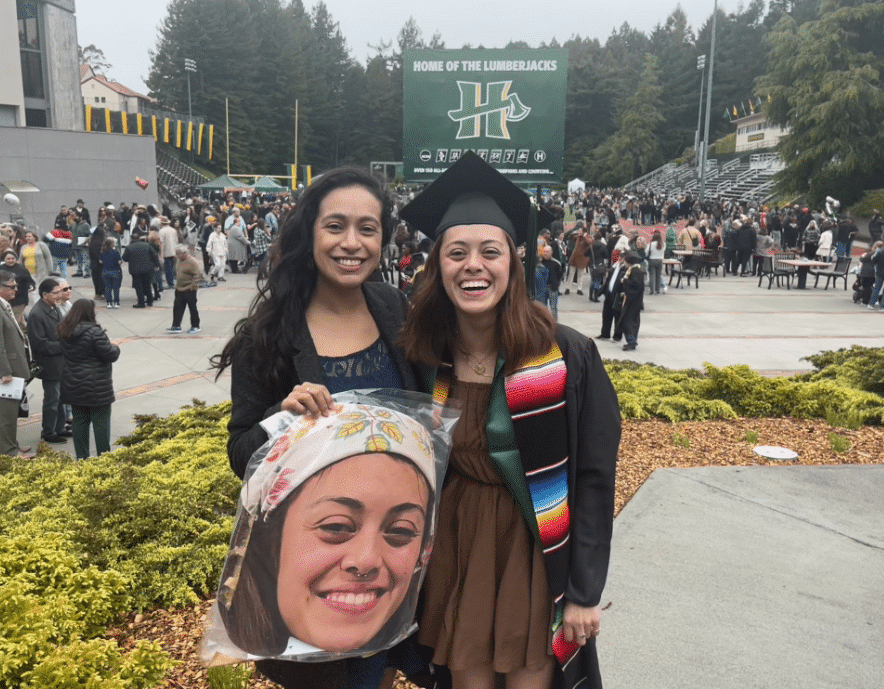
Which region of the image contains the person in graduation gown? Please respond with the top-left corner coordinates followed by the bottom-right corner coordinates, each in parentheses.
top-left (617, 251), bottom-right (645, 351)
top-left (395, 152), bottom-right (621, 689)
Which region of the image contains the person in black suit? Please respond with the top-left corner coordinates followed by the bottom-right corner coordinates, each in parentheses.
top-left (596, 254), bottom-right (627, 342)
top-left (27, 278), bottom-right (69, 443)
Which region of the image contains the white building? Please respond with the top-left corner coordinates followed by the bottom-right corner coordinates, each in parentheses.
top-left (733, 112), bottom-right (789, 153)
top-left (80, 64), bottom-right (156, 113)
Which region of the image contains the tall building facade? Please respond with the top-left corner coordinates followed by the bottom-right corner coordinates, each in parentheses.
top-left (1, 0), bottom-right (84, 130)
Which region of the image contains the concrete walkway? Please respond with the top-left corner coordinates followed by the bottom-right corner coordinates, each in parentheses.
top-left (601, 465), bottom-right (883, 688)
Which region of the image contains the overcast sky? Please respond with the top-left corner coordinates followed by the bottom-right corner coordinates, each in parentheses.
top-left (75, 0), bottom-right (737, 95)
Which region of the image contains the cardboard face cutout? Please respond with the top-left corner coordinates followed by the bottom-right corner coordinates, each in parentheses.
top-left (201, 390), bottom-right (458, 665)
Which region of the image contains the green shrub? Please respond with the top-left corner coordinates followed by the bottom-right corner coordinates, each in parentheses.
top-left (848, 189), bottom-right (884, 219)
top-left (20, 639), bottom-right (174, 689)
top-left (802, 346), bottom-right (884, 396)
top-left (710, 132), bottom-right (736, 156)
top-left (745, 430), bottom-right (759, 444)
top-left (672, 433), bottom-right (690, 448)
top-left (828, 432), bottom-right (850, 453)
top-left (208, 664), bottom-right (253, 689)
top-left (604, 349), bottom-right (884, 425)
top-left (0, 535), bottom-right (138, 687)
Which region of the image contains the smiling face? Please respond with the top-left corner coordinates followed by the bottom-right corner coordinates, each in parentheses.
top-left (312, 186), bottom-right (383, 293)
top-left (438, 224), bottom-right (512, 321)
top-left (276, 453), bottom-right (429, 652)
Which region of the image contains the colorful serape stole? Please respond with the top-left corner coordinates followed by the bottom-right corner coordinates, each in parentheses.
top-left (429, 344), bottom-right (579, 669)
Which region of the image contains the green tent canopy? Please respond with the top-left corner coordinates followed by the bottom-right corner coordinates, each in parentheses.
top-left (252, 175), bottom-right (288, 193)
top-left (196, 174), bottom-right (253, 192)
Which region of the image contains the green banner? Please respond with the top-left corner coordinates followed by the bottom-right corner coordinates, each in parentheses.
top-left (403, 49), bottom-right (567, 184)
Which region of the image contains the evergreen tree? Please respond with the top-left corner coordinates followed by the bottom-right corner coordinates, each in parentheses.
top-left (757, 0), bottom-right (884, 206)
top-left (591, 53), bottom-right (665, 185)
top-left (649, 8), bottom-right (698, 161)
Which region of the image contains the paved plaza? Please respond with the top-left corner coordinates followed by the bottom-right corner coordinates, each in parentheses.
top-left (20, 262), bottom-right (884, 449)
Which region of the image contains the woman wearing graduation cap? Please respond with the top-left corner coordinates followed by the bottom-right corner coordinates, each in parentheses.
top-left (398, 152), bottom-right (620, 689)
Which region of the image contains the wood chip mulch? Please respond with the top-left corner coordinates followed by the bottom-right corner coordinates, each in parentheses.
top-left (105, 416), bottom-right (883, 688)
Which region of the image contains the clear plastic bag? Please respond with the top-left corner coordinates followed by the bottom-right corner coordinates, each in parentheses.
top-left (201, 389), bottom-right (459, 666)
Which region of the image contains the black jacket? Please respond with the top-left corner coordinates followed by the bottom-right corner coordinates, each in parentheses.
top-left (122, 240), bottom-right (159, 275)
top-left (600, 263), bottom-right (626, 299)
top-left (60, 323), bottom-right (120, 407)
top-left (227, 281), bottom-right (418, 478)
top-left (27, 299), bottom-right (64, 380)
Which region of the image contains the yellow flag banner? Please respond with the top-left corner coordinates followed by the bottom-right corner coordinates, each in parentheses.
top-left (121, 112), bottom-right (128, 135)
top-left (176, 120), bottom-right (183, 148)
top-left (208, 125), bottom-right (214, 160)
top-left (197, 123), bottom-right (204, 155)
top-left (186, 121), bottom-right (193, 151)
top-left (136, 113), bottom-right (143, 136)
top-left (164, 118), bottom-right (170, 143)
top-left (152, 116), bottom-right (158, 141)
top-left (290, 164), bottom-right (297, 190)
top-left (105, 108), bottom-right (112, 133)
top-left (84, 105), bottom-right (92, 132)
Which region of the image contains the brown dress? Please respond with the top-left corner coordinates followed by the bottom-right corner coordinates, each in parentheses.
top-left (418, 379), bottom-right (553, 673)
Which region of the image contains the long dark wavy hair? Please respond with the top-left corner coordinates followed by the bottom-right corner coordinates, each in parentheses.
top-left (211, 168), bottom-right (393, 396)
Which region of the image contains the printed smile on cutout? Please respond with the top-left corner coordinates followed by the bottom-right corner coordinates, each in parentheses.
top-left (319, 588), bottom-right (386, 605)
top-left (460, 280), bottom-right (490, 291)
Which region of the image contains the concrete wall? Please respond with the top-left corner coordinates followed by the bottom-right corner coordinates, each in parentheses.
top-left (0, 0), bottom-right (25, 126)
top-left (43, 1), bottom-right (84, 131)
top-left (0, 126), bottom-right (158, 234)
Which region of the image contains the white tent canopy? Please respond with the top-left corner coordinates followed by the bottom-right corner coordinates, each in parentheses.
top-left (567, 178), bottom-right (586, 193)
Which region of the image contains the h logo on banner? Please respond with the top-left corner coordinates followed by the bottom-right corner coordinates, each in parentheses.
top-left (448, 81), bottom-right (531, 140)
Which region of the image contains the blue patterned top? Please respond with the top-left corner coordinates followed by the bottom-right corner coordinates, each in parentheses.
top-left (319, 337), bottom-right (403, 394)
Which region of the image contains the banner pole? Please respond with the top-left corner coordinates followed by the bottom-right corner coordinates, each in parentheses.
top-left (226, 98), bottom-right (231, 175)
top-left (294, 99), bottom-right (299, 189)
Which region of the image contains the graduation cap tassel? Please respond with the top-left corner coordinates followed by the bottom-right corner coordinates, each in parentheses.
top-left (525, 197), bottom-right (539, 300)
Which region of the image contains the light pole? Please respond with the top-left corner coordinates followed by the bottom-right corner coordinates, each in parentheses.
top-left (694, 54), bottom-right (706, 166)
top-left (184, 58), bottom-right (196, 119)
top-left (699, 0), bottom-right (717, 204)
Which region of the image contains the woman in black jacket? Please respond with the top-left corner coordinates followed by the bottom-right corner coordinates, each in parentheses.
top-left (212, 168), bottom-right (421, 689)
top-left (58, 299), bottom-right (120, 459)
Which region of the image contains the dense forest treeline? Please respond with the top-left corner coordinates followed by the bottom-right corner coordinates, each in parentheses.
top-left (142, 0), bottom-right (883, 206)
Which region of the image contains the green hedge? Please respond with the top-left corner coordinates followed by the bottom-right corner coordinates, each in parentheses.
top-left (604, 347), bottom-right (884, 426)
top-left (1, 348), bottom-right (881, 687)
top-left (0, 401), bottom-right (239, 687)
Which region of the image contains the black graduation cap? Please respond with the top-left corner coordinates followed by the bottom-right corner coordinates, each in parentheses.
top-left (399, 151), bottom-right (552, 246)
